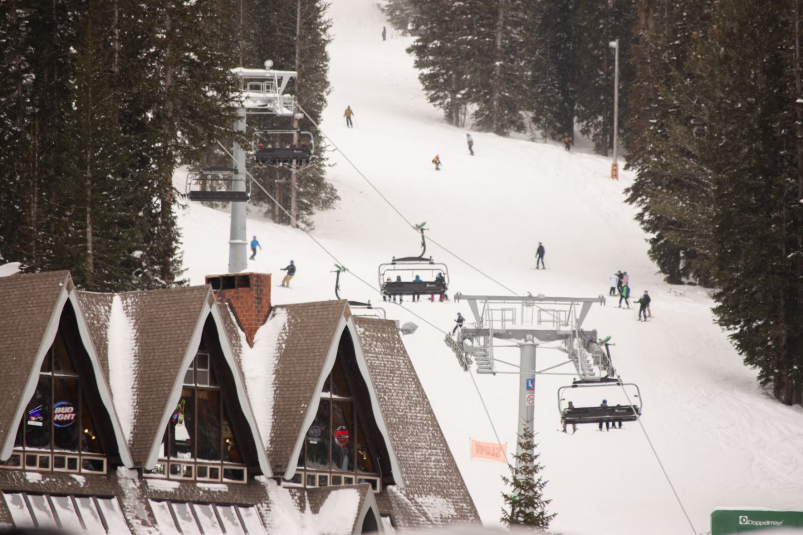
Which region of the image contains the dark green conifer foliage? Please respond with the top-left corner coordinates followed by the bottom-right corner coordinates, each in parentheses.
top-left (500, 423), bottom-right (555, 530)
top-left (384, 0), bottom-right (416, 34)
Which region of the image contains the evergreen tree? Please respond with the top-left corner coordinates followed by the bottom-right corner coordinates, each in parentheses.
top-left (500, 422), bottom-right (555, 530)
top-left (384, 0), bottom-right (416, 34)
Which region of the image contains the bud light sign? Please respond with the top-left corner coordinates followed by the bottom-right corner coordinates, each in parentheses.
top-left (53, 402), bottom-right (76, 427)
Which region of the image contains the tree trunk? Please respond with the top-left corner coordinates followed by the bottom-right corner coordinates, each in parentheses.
top-left (113, 0), bottom-right (119, 72)
top-left (163, 8), bottom-right (175, 283)
top-left (86, 78), bottom-right (94, 277)
top-left (492, 0), bottom-right (506, 135)
top-left (792, 0), bottom-right (803, 404)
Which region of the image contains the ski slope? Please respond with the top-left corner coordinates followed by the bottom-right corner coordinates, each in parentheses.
top-left (175, 1), bottom-right (803, 533)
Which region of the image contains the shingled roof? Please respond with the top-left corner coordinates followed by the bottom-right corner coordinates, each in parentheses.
top-left (352, 317), bottom-right (480, 527)
top-left (0, 271), bottom-right (72, 454)
top-left (235, 300), bottom-right (348, 473)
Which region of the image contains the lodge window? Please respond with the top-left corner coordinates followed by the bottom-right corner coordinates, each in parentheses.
top-left (144, 352), bottom-right (247, 483)
top-left (1, 332), bottom-right (106, 474)
top-left (286, 360), bottom-right (381, 493)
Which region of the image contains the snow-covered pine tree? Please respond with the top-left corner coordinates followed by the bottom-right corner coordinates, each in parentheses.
top-left (500, 422), bottom-right (555, 530)
top-left (574, 0), bottom-right (636, 156)
top-left (384, 0), bottom-right (416, 35)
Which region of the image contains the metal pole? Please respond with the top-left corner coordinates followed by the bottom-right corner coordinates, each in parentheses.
top-left (228, 107), bottom-right (248, 273)
top-left (290, 115), bottom-right (300, 228)
top-left (516, 335), bottom-right (537, 468)
top-left (610, 39), bottom-right (619, 180)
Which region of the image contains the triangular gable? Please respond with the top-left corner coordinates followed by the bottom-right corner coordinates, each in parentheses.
top-left (0, 272), bottom-right (133, 468)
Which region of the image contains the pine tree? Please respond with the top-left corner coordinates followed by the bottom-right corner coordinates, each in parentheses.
top-left (500, 422), bottom-right (555, 530)
top-left (384, 0), bottom-right (416, 34)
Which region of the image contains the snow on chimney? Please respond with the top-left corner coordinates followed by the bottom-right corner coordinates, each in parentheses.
top-left (206, 272), bottom-right (271, 347)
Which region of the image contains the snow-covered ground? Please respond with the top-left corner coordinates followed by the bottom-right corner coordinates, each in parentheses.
top-left (175, 0), bottom-right (803, 533)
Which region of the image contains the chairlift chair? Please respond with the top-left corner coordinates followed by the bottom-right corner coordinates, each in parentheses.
top-left (185, 167), bottom-right (251, 202)
top-left (558, 380), bottom-right (642, 427)
top-left (377, 223), bottom-right (450, 299)
top-left (332, 265), bottom-right (386, 319)
top-left (253, 130), bottom-right (314, 166)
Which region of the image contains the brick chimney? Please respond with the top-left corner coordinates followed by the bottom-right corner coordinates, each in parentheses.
top-left (206, 272), bottom-right (271, 347)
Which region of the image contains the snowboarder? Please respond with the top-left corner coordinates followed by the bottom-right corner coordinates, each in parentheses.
top-left (432, 155), bottom-right (442, 171)
top-left (618, 284), bottom-right (630, 308)
top-left (636, 291), bottom-right (651, 321)
top-left (344, 106), bottom-right (355, 128)
top-left (250, 236), bottom-right (262, 260)
top-left (609, 274), bottom-right (618, 296)
top-left (382, 26), bottom-right (386, 41)
top-left (452, 312), bottom-right (465, 334)
top-left (599, 400), bottom-right (611, 431)
top-left (535, 242), bottom-right (546, 269)
top-left (562, 401), bottom-right (577, 434)
top-left (280, 260), bottom-right (296, 287)
top-left (561, 132), bottom-right (573, 151)
top-left (466, 133), bottom-right (474, 156)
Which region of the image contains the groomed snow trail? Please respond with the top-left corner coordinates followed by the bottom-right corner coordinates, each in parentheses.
top-left (175, 0), bottom-right (803, 532)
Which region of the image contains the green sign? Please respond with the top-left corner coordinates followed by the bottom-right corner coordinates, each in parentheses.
top-left (712, 509), bottom-right (803, 534)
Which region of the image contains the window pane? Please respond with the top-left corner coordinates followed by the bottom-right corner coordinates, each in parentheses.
top-left (75, 497), bottom-right (105, 534)
top-left (53, 378), bottom-right (80, 451)
top-left (96, 498), bottom-right (131, 535)
top-left (149, 500), bottom-right (182, 535)
top-left (81, 392), bottom-right (103, 454)
top-left (184, 369), bottom-right (194, 386)
top-left (196, 390), bottom-right (220, 461)
top-left (14, 416), bottom-right (22, 447)
top-left (196, 353), bottom-right (209, 370)
top-left (50, 496), bottom-right (83, 532)
top-left (170, 389), bottom-right (195, 460)
top-left (3, 493), bottom-right (34, 527)
top-left (356, 415), bottom-right (376, 474)
top-left (305, 399), bottom-right (330, 470)
top-left (215, 505), bottom-right (246, 535)
top-left (322, 374), bottom-right (331, 394)
top-left (194, 503), bottom-right (225, 535)
top-left (223, 468), bottom-right (245, 482)
top-left (331, 361), bottom-right (351, 398)
top-left (196, 370), bottom-right (210, 386)
top-left (332, 401), bottom-right (355, 472)
top-left (52, 331), bottom-right (77, 375)
top-left (25, 376), bottom-right (51, 449)
top-left (222, 404), bottom-right (242, 464)
top-left (172, 503), bottom-right (202, 535)
top-left (40, 350), bottom-right (52, 373)
top-left (28, 495), bottom-right (57, 527)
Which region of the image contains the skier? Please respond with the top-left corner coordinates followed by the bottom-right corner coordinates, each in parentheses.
top-left (344, 106), bottom-right (355, 128)
top-left (249, 236), bottom-right (262, 260)
top-left (466, 133), bottom-right (474, 156)
top-left (636, 291), bottom-right (651, 321)
top-left (535, 242), bottom-right (546, 269)
top-left (609, 274), bottom-right (618, 296)
top-left (618, 283), bottom-right (630, 308)
top-left (382, 26), bottom-right (386, 41)
top-left (562, 401), bottom-right (577, 434)
top-left (599, 400), bottom-right (611, 431)
top-left (616, 271), bottom-right (624, 293)
top-left (622, 271), bottom-right (630, 286)
top-left (280, 260), bottom-right (296, 287)
top-left (561, 132), bottom-right (573, 151)
top-left (432, 155), bottom-right (442, 171)
top-left (452, 312), bottom-right (464, 334)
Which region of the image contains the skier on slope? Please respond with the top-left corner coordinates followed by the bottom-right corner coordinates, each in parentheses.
top-left (344, 106), bottom-right (355, 128)
top-left (280, 260), bottom-right (296, 287)
top-left (609, 274), bottom-right (618, 296)
top-left (618, 283), bottom-right (630, 308)
top-left (636, 291), bottom-right (651, 321)
top-left (382, 26), bottom-right (387, 41)
top-left (616, 271), bottom-right (624, 293)
top-left (452, 312), bottom-right (465, 334)
top-left (622, 271), bottom-right (630, 286)
top-left (466, 134), bottom-right (475, 156)
top-left (535, 242), bottom-right (546, 269)
top-left (432, 155), bottom-right (442, 171)
top-left (250, 236), bottom-right (262, 260)
top-left (561, 132), bottom-right (573, 151)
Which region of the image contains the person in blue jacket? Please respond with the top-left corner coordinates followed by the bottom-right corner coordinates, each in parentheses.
top-left (280, 261), bottom-right (296, 287)
top-left (535, 242), bottom-right (546, 269)
top-left (250, 236), bottom-right (262, 260)
top-left (413, 275), bottom-right (422, 301)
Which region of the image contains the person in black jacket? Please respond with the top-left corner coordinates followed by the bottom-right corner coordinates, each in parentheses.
top-left (636, 291), bottom-right (651, 321)
top-left (280, 260), bottom-right (296, 287)
top-left (452, 312), bottom-right (465, 334)
top-left (535, 242), bottom-right (546, 269)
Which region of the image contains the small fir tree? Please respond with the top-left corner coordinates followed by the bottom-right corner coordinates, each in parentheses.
top-left (500, 423), bottom-right (555, 530)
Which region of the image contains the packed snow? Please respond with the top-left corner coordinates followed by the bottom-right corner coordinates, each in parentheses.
top-left (108, 295), bottom-right (138, 443)
top-left (172, 0), bottom-right (803, 532)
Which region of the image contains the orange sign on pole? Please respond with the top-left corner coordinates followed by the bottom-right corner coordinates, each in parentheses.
top-left (470, 439), bottom-right (507, 463)
top-left (611, 163), bottom-right (619, 180)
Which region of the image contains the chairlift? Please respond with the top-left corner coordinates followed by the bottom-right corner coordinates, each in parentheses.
top-left (558, 380), bottom-right (642, 427)
top-left (253, 130), bottom-right (314, 167)
top-left (185, 167), bottom-right (250, 202)
top-left (332, 265), bottom-right (385, 319)
top-left (378, 223), bottom-right (450, 301)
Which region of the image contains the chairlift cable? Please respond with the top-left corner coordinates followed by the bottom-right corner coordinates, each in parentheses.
top-left (618, 383), bottom-right (697, 535)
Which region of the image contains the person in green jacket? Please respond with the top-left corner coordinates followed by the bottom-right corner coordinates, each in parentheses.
top-left (618, 284), bottom-right (630, 308)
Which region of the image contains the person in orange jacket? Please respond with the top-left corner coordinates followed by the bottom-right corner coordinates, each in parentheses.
top-left (432, 155), bottom-right (442, 171)
top-left (344, 106), bottom-right (355, 128)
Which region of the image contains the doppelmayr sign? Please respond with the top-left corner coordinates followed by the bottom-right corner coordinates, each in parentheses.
top-left (712, 509), bottom-right (803, 534)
